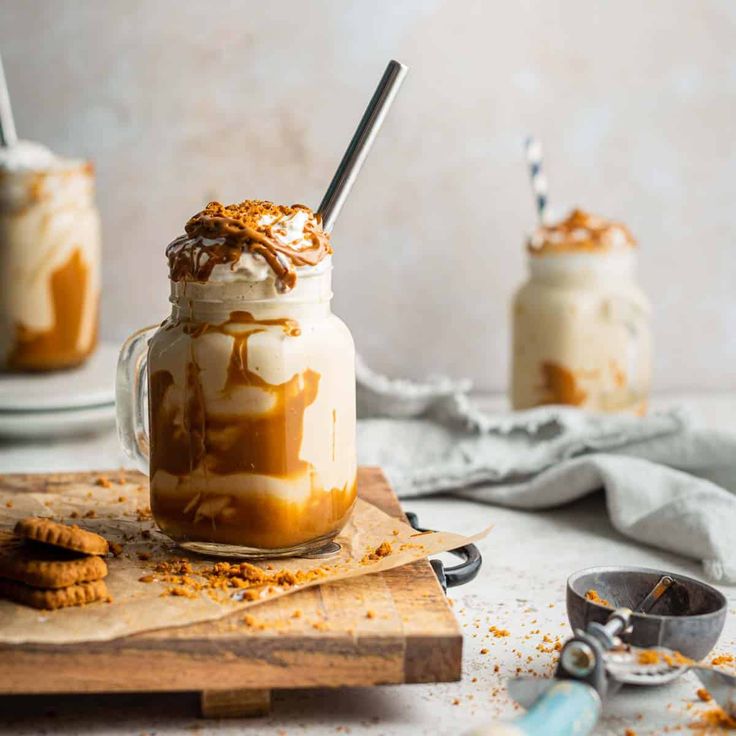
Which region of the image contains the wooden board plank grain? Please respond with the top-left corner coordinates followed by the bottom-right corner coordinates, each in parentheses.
top-left (0, 467), bottom-right (462, 695)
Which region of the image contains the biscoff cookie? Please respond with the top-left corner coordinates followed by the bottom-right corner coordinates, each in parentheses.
top-left (0, 532), bottom-right (108, 589)
top-left (14, 517), bottom-right (109, 556)
top-left (0, 577), bottom-right (109, 610)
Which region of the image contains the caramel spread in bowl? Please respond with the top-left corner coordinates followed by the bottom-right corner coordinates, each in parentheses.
top-left (528, 208), bottom-right (636, 256)
top-left (167, 200), bottom-right (332, 291)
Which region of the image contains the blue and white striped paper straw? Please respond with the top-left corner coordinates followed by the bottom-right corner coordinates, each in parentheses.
top-left (524, 136), bottom-right (548, 224)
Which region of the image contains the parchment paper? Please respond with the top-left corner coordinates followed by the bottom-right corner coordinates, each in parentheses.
top-left (0, 473), bottom-right (489, 644)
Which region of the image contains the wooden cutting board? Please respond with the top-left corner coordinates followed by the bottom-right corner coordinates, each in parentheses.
top-left (0, 467), bottom-right (461, 716)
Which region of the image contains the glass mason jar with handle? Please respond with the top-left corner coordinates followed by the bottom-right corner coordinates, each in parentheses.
top-left (117, 200), bottom-right (357, 557)
top-left (511, 209), bottom-right (651, 414)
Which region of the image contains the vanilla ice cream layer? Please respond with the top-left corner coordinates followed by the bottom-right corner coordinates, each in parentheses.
top-left (151, 469), bottom-right (345, 505)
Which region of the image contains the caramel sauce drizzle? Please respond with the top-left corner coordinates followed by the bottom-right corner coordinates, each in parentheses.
top-left (167, 200), bottom-right (332, 291)
top-left (151, 310), bottom-right (316, 478)
top-left (149, 363), bottom-right (206, 477)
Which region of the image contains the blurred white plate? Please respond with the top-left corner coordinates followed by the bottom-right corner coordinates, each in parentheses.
top-left (0, 342), bottom-right (119, 412)
top-left (0, 402), bottom-right (116, 439)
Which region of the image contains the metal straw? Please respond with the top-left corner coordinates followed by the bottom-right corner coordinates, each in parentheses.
top-left (318, 59), bottom-right (408, 233)
top-left (0, 53), bottom-right (18, 148)
top-left (524, 136), bottom-right (548, 224)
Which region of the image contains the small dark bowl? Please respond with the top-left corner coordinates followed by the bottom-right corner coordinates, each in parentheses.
top-left (567, 566), bottom-right (727, 661)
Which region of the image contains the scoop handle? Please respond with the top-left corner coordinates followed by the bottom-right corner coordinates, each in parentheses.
top-left (464, 681), bottom-right (601, 736)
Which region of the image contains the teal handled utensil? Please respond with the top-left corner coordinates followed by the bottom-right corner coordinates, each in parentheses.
top-left (465, 679), bottom-right (601, 736)
top-left (466, 566), bottom-right (733, 736)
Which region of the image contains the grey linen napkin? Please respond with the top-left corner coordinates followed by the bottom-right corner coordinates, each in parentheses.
top-left (356, 356), bottom-right (736, 583)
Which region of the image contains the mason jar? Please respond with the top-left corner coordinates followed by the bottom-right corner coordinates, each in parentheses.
top-left (117, 258), bottom-right (357, 557)
top-left (511, 248), bottom-right (651, 414)
top-left (0, 160), bottom-right (101, 371)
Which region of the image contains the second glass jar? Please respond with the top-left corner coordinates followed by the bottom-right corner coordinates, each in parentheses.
top-left (511, 249), bottom-right (652, 414)
top-left (0, 160), bottom-right (101, 371)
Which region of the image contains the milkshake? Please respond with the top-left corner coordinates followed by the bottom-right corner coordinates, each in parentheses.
top-left (0, 141), bottom-right (101, 371)
top-left (511, 209), bottom-right (651, 414)
top-left (118, 200), bottom-right (357, 556)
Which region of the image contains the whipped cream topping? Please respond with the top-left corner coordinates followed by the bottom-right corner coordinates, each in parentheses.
top-left (0, 140), bottom-right (79, 172)
top-left (167, 200), bottom-right (332, 291)
top-left (528, 208), bottom-right (636, 256)
top-left (260, 209), bottom-right (313, 250)
top-left (209, 244), bottom-right (274, 283)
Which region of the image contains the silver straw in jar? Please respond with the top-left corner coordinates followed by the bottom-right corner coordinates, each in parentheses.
top-left (524, 136), bottom-right (548, 224)
top-left (318, 59), bottom-right (408, 233)
top-left (0, 53), bottom-right (18, 148)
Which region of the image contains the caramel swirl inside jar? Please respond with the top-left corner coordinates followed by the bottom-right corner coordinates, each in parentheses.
top-left (8, 248), bottom-right (98, 371)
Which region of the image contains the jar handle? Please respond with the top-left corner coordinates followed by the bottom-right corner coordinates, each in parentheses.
top-left (116, 325), bottom-right (157, 475)
top-left (604, 297), bottom-right (648, 395)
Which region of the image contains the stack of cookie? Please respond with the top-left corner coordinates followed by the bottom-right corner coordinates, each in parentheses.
top-left (0, 517), bottom-right (110, 610)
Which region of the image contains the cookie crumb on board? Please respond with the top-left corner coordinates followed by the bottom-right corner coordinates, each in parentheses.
top-left (361, 541), bottom-right (392, 563)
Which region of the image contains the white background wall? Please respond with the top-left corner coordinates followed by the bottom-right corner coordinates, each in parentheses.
top-left (1, 0), bottom-right (734, 392)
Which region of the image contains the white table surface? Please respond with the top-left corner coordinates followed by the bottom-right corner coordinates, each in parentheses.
top-left (1, 392), bottom-right (735, 736)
